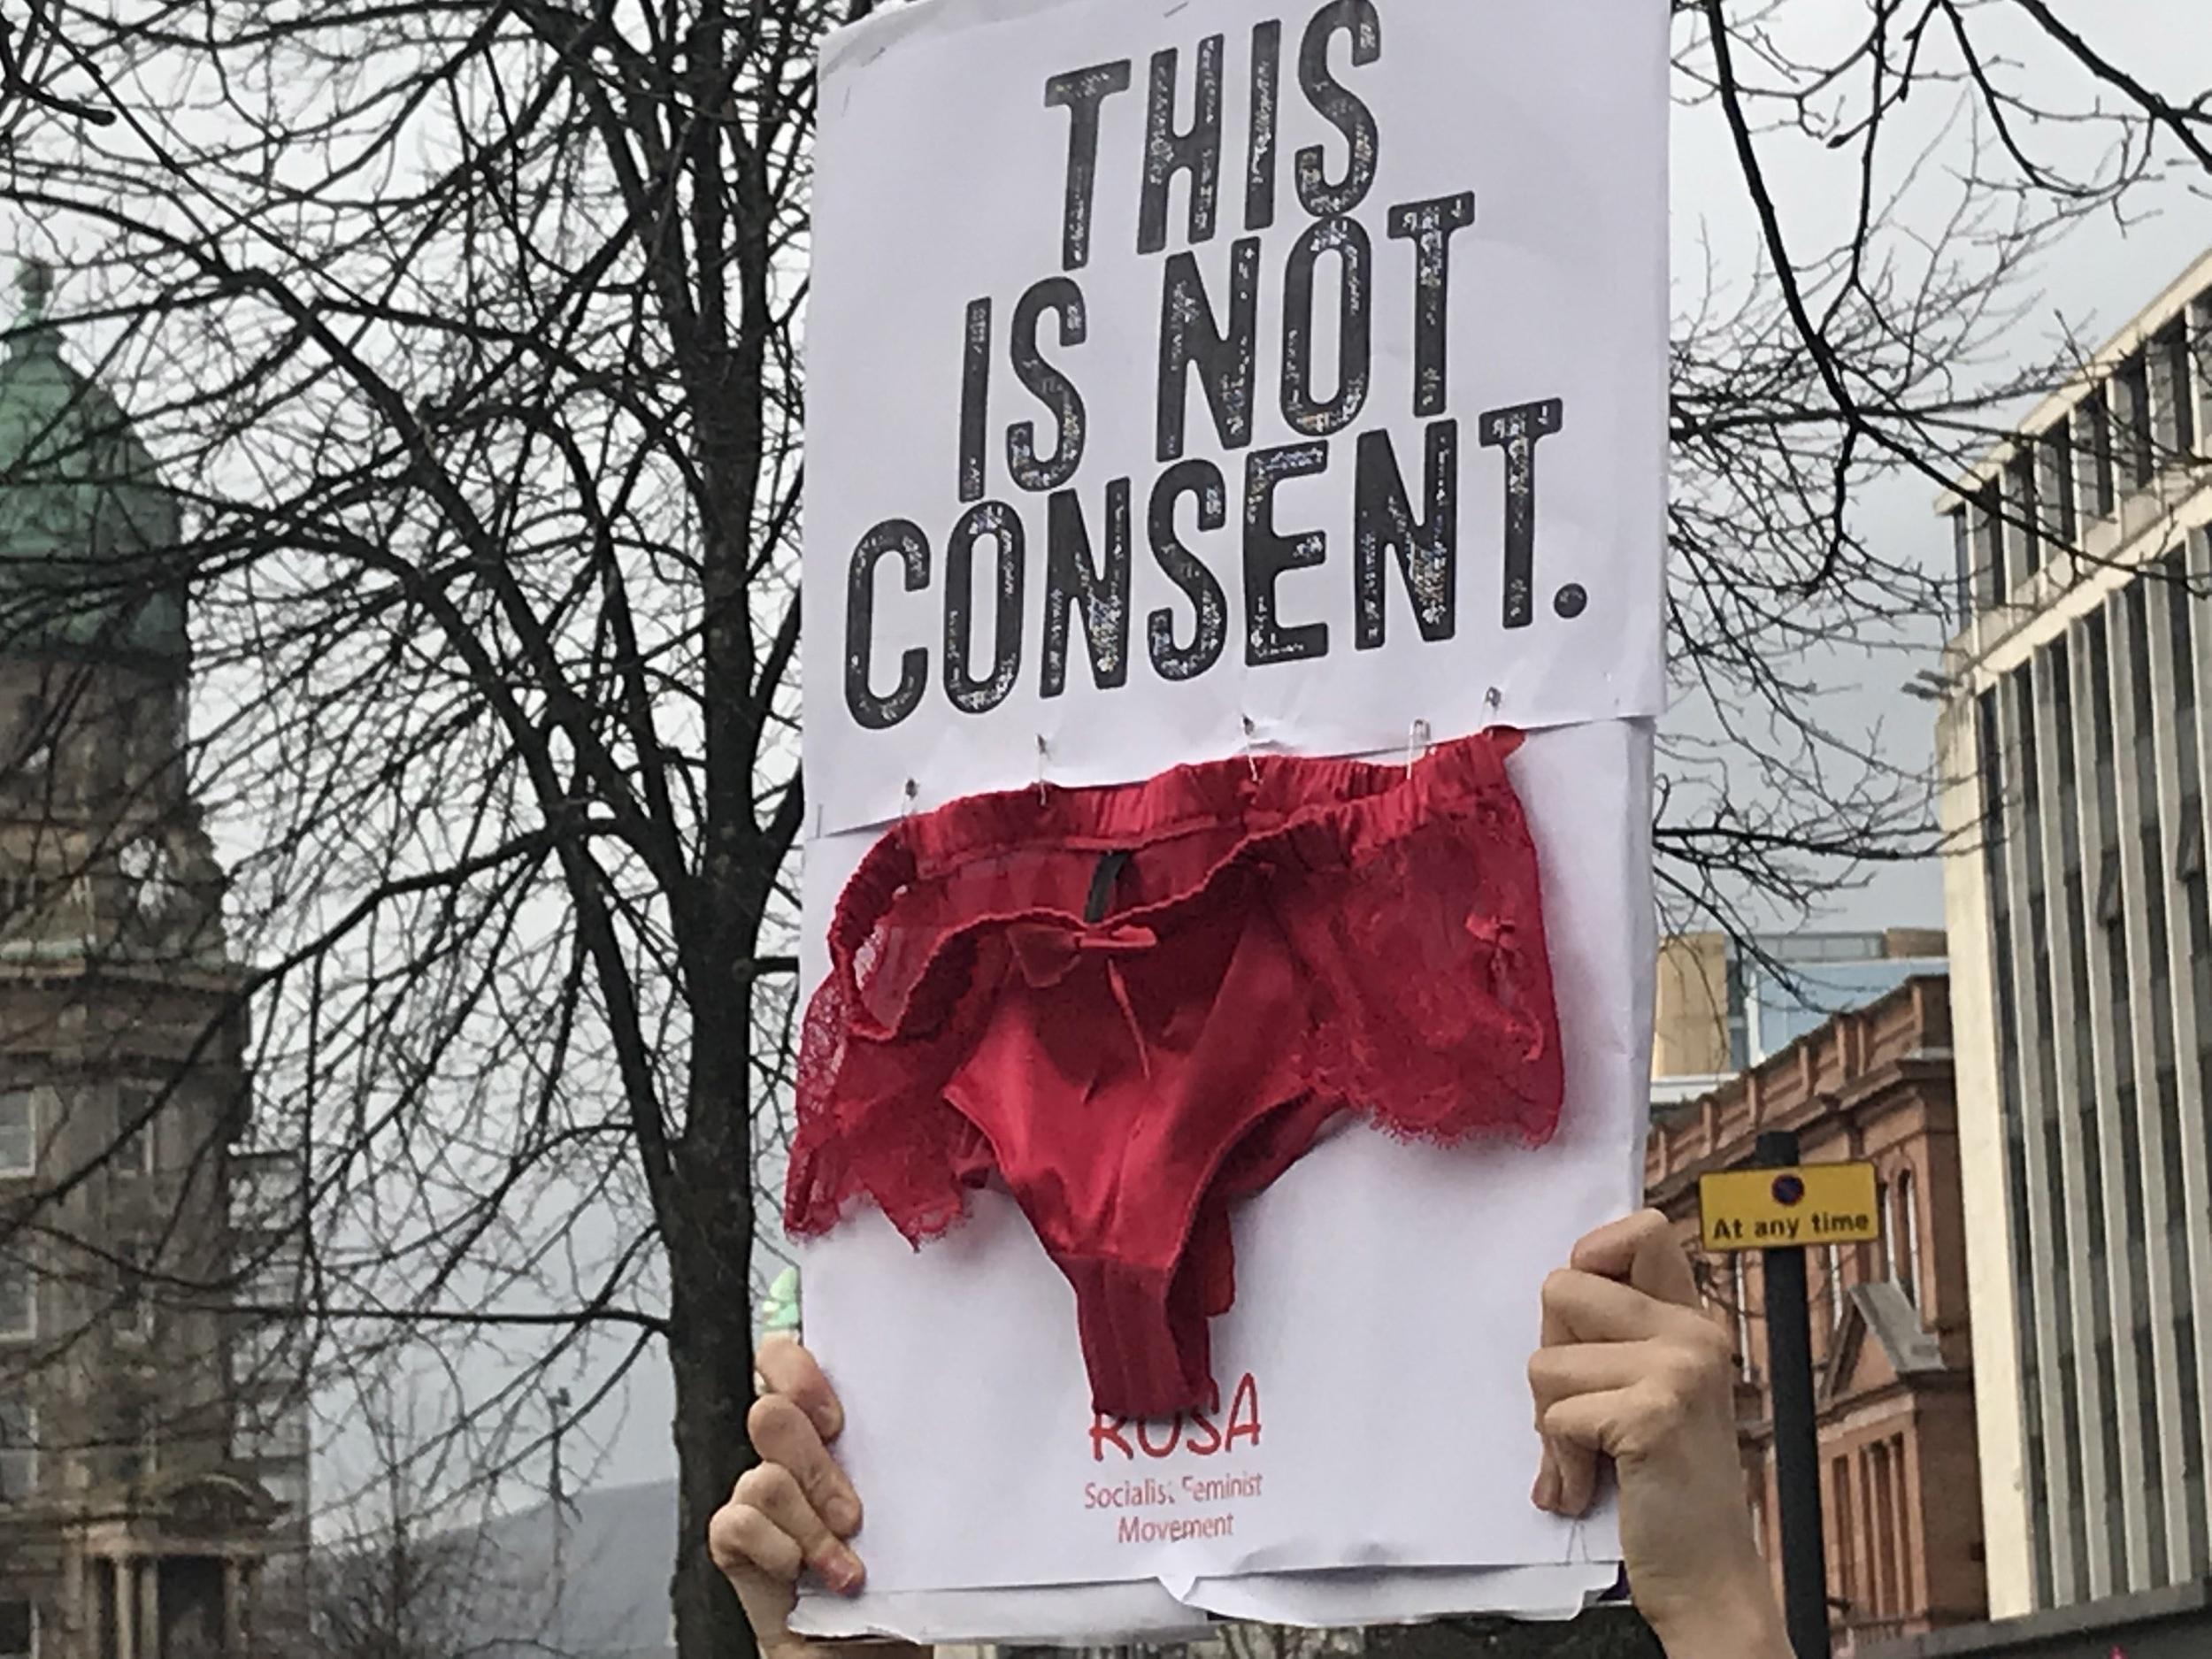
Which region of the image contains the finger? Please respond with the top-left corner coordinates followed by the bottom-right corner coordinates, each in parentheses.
top-left (757, 1336), bottom-right (844, 1440)
top-left (1541, 1266), bottom-right (1708, 1346)
top-left (1571, 1210), bottom-right (1700, 1310)
top-left (1531, 1345), bottom-right (1663, 1531)
top-left (710, 1498), bottom-right (804, 1586)
top-left (1528, 1340), bottom-right (1667, 1414)
top-left (1531, 1439), bottom-right (1563, 1515)
top-left (1539, 1389), bottom-right (1638, 1518)
top-left (749, 1393), bottom-right (862, 1537)
top-left (1530, 1342), bottom-right (1662, 1520)
top-left (731, 1463), bottom-right (864, 1595)
top-left (708, 1501), bottom-right (807, 1655)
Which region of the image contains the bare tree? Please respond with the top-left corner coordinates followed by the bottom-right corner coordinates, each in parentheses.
top-left (0, 3), bottom-right (115, 141)
top-left (306, 1384), bottom-right (541, 1659)
top-left (0, 5), bottom-right (2203, 1659)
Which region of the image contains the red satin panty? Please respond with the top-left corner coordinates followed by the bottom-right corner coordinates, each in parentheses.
top-left (785, 730), bottom-right (1565, 1417)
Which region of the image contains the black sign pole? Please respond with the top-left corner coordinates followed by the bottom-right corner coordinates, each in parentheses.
top-left (1756, 1128), bottom-right (1832, 1659)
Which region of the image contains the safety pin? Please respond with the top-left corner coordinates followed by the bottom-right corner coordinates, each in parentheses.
top-left (902, 779), bottom-right (918, 820)
top-left (1406, 718), bottom-right (1432, 776)
top-left (1240, 716), bottom-right (1263, 782)
top-left (1035, 735), bottom-right (1051, 805)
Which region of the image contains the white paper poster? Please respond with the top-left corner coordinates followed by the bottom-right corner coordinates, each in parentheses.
top-left (796, 722), bottom-right (1655, 1612)
top-left (791, 0), bottom-right (1668, 1632)
top-left (803, 0), bottom-right (1668, 838)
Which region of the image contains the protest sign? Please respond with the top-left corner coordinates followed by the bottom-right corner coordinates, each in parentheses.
top-left (790, 0), bottom-right (1667, 1629)
top-left (794, 720), bottom-right (1655, 1608)
top-left (803, 0), bottom-right (1668, 838)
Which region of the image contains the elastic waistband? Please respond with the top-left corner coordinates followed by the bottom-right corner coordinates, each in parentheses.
top-left (826, 729), bottom-right (1525, 968)
top-left (910, 728), bottom-right (1519, 872)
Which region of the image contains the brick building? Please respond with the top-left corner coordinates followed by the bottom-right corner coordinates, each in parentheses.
top-left (1647, 973), bottom-right (1985, 1654)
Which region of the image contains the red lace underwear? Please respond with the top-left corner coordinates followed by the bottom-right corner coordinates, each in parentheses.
top-left (786, 730), bottom-right (1564, 1417)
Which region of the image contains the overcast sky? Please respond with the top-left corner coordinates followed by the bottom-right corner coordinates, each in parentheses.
top-left (317, 0), bottom-right (2212, 1508)
top-left (1664, 0), bottom-right (2212, 937)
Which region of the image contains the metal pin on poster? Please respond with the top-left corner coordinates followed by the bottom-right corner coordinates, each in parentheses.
top-left (1406, 718), bottom-right (1432, 776)
top-left (1035, 735), bottom-right (1051, 805)
top-left (1240, 716), bottom-right (1262, 782)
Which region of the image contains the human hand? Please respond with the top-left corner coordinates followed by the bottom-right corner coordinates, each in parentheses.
top-left (708, 1338), bottom-right (907, 1659)
top-left (1528, 1210), bottom-right (1790, 1659)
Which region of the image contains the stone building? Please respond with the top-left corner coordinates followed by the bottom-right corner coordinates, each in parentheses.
top-left (1934, 246), bottom-right (2212, 1617)
top-left (1647, 973), bottom-right (1985, 1655)
top-left (0, 265), bottom-right (308, 1657)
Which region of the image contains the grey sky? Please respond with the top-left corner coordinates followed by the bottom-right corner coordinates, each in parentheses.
top-left (358, 0), bottom-right (2212, 1502)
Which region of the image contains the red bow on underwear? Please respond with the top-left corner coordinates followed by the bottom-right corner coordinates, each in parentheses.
top-left (1006, 919), bottom-right (1159, 1079)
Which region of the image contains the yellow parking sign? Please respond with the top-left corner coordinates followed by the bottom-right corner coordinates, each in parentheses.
top-left (1700, 1163), bottom-right (1880, 1253)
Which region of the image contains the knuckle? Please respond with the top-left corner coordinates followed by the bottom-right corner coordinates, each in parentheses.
top-left (1540, 1267), bottom-right (1578, 1308)
top-left (1624, 1377), bottom-right (1683, 1437)
top-left (1680, 1325), bottom-right (1737, 1389)
top-left (706, 1502), bottom-right (756, 1571)
top-left (1694, 1322), bottom-right (1736, 1370)
top-left (1539, 1400), bottom-right (1589, 1446)
top-left (749, 1393), bottom-right (805, 1445)
top-left (1648, 1348), bottom-right (1720, 1417)
top-left (733, 1463), bottom-right (798, 1512)
top-left (1525, 1347), bottom-right (1565, 1397)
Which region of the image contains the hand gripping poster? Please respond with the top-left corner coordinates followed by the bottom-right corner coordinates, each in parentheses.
top-left (787, 0), bottom-right (1667, 1635)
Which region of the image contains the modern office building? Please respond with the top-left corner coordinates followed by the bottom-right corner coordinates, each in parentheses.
top-left (1935, 248), bottom-right (2212, 1618)
top-left (1648, 974), bottom-right (1985, 1654)
top-left (0, 268), bottom-right (309, 1656)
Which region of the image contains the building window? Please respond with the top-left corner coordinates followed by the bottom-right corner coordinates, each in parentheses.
top-left (2079, 385), bottom-right (2118, 518)
top-left (0, 1257), bottom-right (31, 1341)
top-left (2117, 352), bottom-right (2157, 488)
top-left (116, 1243), bottom-right (152, 1343)
top-left (2183, 1306), bottom-right (2210, 1576)
top-left (0, 872), bottom-right (41, 928)
top-left (1898, 1170), bottom-right (1922, 1307)
top-left (2156, 320), bottom-right (2196, 457)
top-left (2042, 419), bottom-right (2079, 553)
top-left (2097, 1333), bottom-right (2127, 1589)
top-left (0, 1090), bottom-right (31, 1179)
top-left (2008, 446), bottom-right (2042, 577)
top-left (115, 1083), bottom-right (158, 1179)
top-left (1724, 946), bottom-right (1749, 1072)
top-left (1832, 1454), bottom-right (1856, 1609)
top-left (1825, 1243), bottom-right (1847, 1329)
top-left (2138, 1325), bottom-right (2171, 1582)
top-left (111, 1399), bottom-right (157, 1488)
top-left (1975, 485), bottom-right (2008, 608)
top-left (1950, 507), bottom-right (1972, 625)
top-left (0, 1600), bottom-right (32, 1659)
top-left (11, 692), bottom-right (52, 782)
top-left (1731, 1255), bottom-right (1752, 1379)
top-left (1870, 1439), bottom-right (1900, 1617)
top-left (0, 1400), bottom-right (33, 1502)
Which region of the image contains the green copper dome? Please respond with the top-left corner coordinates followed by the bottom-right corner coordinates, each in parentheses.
top-left (0, 262), bottom-right (187, 663)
